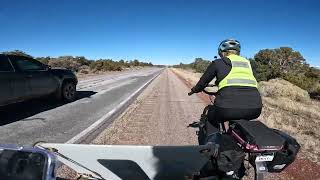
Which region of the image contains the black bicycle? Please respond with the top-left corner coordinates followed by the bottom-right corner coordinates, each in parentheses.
top-left (188, 85), bottom-right (300, 180)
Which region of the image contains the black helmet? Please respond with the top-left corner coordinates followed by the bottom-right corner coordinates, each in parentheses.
top-left (218, 39), bottom-right (241, 55)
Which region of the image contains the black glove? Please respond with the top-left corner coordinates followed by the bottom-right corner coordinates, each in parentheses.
top-left (188, 91), bottom-right (194, 96)
top-left (188, 88), bottom-right (196, 96)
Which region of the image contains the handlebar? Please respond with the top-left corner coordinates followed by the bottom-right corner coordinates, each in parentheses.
top-left (188, 84), bottom-right (217, 96)
top-left (202, 89), bottom-right (217, 96)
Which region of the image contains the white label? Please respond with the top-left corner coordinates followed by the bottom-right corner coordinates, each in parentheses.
top-left (256, 155), bottom-right (274, 162)
top-left (226, 171), bottom-right (234, 175)
top-left (273, 164), bottom-right (286, 169)
top-left (259, 166), bottom-right (266, 171)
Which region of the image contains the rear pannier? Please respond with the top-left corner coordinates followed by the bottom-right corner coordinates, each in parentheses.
top-left (266, 129), bottom-right (300, 172)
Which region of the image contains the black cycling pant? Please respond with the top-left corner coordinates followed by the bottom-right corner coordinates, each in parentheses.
top-left (206, 105), bottom-right (262, 134)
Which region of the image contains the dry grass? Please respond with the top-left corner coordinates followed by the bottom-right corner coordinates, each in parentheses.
top-left (259, 78), bottom-right (311, 103)
top-left (259, 97), bottom-right (320, 163)
top-left (258, 79), bottom-right (320, 163)
top-left (172, 68), bottom-right (320, 164)
top-left (171, 68), bottom-right (203, 84)
top-left (171, 68), bottom-right (218, 92)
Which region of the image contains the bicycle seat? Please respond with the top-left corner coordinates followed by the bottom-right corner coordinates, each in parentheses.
top-left (230, 120), bottom-right (285, 152)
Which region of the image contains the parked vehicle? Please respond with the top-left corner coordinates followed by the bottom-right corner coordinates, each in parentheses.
top-left (0, 54), bottom-right (78, 106)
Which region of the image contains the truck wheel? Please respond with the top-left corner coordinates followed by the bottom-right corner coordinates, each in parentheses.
top-left (61, 81), bottom-right (77, 102)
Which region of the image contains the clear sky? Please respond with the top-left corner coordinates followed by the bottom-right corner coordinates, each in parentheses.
top-left (0, 0), bottom-right (319, 66)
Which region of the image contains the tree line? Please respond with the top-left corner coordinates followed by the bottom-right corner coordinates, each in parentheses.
top-left (37, 56), bottom-right (153, 73)
top-left (173, 47), bottom-right (320, 99)
top-left (172, 58), bottom-right (211, 73)
top-left (3, 50), bottom-right (154, 74)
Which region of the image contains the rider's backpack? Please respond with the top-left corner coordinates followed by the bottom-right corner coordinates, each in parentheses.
top-left (266, 129), bottom-right (300, 172)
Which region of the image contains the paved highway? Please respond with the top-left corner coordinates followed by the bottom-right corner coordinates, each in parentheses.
top-left (0, 68), bottom-right (161, 145)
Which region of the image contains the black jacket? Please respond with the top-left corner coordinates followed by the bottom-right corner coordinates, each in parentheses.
top-left (191, 57), bottom-right (262, 109)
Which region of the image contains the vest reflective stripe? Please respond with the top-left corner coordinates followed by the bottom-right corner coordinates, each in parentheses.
top-left (227, 79), bottom-right (257, 85)
top-left (232, 61), bottom-right (249, 68)
top-left (218, 54), bottom-right (258, 90)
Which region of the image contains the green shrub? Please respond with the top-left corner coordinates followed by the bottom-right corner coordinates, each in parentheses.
top-left (255, 61), bottom-right (282, 81)
top-left (193, 58), bottom-right (211, 73)
top-left (282, 73), bottom-right (318, 93)
top-left (253, 47), bottom-right (320, 100)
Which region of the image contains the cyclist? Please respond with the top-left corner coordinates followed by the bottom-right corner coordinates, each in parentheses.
top-left (190, 39), bottom-right (262, 134)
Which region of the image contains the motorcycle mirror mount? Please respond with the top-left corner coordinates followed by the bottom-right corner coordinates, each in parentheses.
top-left (0, 144), bottom-right (57, 180)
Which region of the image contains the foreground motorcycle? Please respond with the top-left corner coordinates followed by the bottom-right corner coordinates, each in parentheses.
top-left (0, 87), bottom-right (299, 180)
top-left (188, 85), bottom-right (300, 180)
top-left (0, 143), bottom-right (220, 180)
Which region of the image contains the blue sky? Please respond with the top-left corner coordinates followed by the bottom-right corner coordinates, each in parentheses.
top-left (0, 0), bottom-right (319, 66)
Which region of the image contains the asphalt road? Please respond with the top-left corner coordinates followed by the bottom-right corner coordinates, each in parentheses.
top-left (0, 68), bottom-right (161, 145)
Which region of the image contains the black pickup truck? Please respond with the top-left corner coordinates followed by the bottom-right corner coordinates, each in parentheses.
top-left (0, 54), bottom-right (78, 106)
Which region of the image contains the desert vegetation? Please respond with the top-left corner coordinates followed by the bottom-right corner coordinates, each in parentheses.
top-left (2, 50), bottom-right (156, 75)
top-left (173, 47), bottom-right (320, 100)
top-left (258, 79), bottom-right (320, 163)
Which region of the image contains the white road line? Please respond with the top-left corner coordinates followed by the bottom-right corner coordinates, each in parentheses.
top-left (66, 72), bottom-right (161, 144)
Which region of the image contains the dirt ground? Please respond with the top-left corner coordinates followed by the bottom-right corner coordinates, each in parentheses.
top-left (92, 69), bottom-right (205, 146)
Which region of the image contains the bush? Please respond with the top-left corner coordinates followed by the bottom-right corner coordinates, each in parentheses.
top-left (48, 57), bottom-right (82, 72)
top-left (259, 78), bottom-right (311, 103)
top-left (173, 58), bottom-right (211, 73)
top-left (172, 62), bottom-right (193, 69)
top-left (253, 47), bottom-right (320, 100)
top-left (255, 61), bottom-right (282, 81)
top-left (79, 69), bottom-right (89, 74)
top-left (78, 65), bottom-right (90, 74)
top-left (282, 73), bottom-right (318, 92)
top-left (193, 58), bottom-right (211, 73)
top-left (2, 50), bottom-right (155, 72)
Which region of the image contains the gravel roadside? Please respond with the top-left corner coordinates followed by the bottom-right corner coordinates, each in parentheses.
top-left (92, 68), bottom-right (205, 145)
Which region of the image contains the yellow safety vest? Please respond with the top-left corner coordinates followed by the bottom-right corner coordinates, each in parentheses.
top-left (218, 54), bottom-right (258, 90)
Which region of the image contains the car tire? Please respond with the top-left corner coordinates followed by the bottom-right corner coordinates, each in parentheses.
top-left (61, 81), bottom-right (77, 102)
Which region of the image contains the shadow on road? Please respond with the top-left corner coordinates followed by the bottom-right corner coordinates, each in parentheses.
top-left (0, 91), bottom-right (97, 126)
